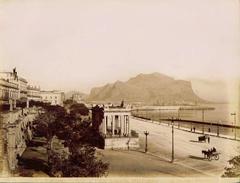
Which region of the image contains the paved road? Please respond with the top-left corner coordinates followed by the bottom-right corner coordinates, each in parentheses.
top-left (131, 117), bottom-right (240, 176)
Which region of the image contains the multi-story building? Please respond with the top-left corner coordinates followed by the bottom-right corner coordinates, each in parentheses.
top-left (0, 69), bottom-right (23, 111)
top-left (0, 78), bottom-right (19, 110)
top-left (27, 86), bottom-right (41, 102)
top-left (18, 77), bottom-right (28, 100)
top-left (0, 69), bottom-right (28, 100)
top-left (72, 93), bottom-right (85, 104)
top-left (40, 90), bottom-right (65, 106)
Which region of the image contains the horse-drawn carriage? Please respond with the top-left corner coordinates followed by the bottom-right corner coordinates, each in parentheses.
top-left (198, 134), bottom-right (210, 142)
top-left (202, 147), bottom-right (220, 161)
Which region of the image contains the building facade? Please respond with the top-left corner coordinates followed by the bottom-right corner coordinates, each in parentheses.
top-left (72, 93), bottom-right (85, 104)
top-left (0, 69), bottom-right (28, 100)
top-left (18, 77), bottom-right (28, 100)
top-left (40, 90), bottom-right (65, 106)
top-left (94, 104), bottom-right (139, 149)
top-left (0, 78), bottom-right (19, 110)
top-left (27, 86), bottom-right (41, 102)
top-left (100, 106), bottom-right (131, 137)
top-left (0, 69), bottom-right (25, 111)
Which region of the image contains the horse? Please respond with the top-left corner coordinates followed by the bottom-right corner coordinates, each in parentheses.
top-left (202, 147), bottom-right (217, 158)
top-left (202, 150), bottom-right (210, 158)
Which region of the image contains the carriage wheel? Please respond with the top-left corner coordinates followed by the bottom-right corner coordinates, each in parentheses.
top-left (214, 154), bottom-right (219, 160)
top-left (208, 155), bottom-right (212, 161)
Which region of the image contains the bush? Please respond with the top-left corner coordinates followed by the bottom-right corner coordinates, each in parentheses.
top-left (222, 155), bottom-right (240, 177)
top-left (19, 169), bottom-right (34, 177)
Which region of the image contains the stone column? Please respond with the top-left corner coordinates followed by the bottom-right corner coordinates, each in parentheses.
top-left (125, 116), bottom-right (127, 135)
top-left (9, 99), bottom-right (13, 111)
top-left (123, 115), bottom-right (125, 135)
top-left (126, 116), bottom-right (129, 135)
top-left (13, 100), bottom-right (16, 109)
top-left (113, 115), bottom-right (115, 136)
top-left (26, 99), bottom-right (29, 108)
top-left (120, 115), bottom-right (123, 136)
top-left (7, 127), bottom-right (17, 171)
top-left (127, 115), bottom-right (131, 135)
top-left (112, 115), bottom-right (115, 136)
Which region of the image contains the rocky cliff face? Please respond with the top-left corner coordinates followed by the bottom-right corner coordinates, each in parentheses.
top-left (87, 73), bottom-right (206, 105)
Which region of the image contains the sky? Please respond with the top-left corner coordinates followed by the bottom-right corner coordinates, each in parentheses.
top-left (0, 0), bottom-right (239, 99)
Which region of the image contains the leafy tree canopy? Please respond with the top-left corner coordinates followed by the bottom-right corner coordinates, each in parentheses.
top-left (223, 155), bottom-right (240, 177)
top-left (32, 102), bottom-right (108, 177)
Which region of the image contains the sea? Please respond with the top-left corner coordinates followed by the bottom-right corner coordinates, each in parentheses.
top-left (133, 103), bottom-right (240, 138)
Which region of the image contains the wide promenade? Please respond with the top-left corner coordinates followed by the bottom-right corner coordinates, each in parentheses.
top-left (100, 117), bottom-right (240, 177)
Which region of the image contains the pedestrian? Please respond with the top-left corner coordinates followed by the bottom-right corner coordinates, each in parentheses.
top-left (193, 127), bottom-right (195, 132)
top-left (208, 136), bottom-right (210, 143)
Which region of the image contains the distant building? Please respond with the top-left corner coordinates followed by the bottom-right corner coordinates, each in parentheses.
top-left (0, 69), bottom-right (28, 100)
top-left (72, 93), bottom-right (85, 104)
top-left (0, 78), bottom-right (19, 110)
top-left (92, 103), bottom-right (139, 149)
top-left (40, 90), bottom-right (65, 106)
top-left (18, 77), bottom-right (28, 100)
top-left (0, 68), bottom-right (28, 110)
top-left (27, 86), bottom-right (41, 101)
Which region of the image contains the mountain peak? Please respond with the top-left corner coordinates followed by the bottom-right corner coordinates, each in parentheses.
top-left (87, 73), bottom-right (206, 105)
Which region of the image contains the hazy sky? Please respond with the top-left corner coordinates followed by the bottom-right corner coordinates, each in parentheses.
top-left (0, 0), bottom-right (239, 94)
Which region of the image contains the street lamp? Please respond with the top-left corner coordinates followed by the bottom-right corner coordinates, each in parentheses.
top-left (231, 112), bottom-right (236, 139)
top-left (171, 117), bottom-right (175, 163)
top-left (144, 131), bottom-right (149, 153)
top-left (202, 109), bottom-right (205, 134)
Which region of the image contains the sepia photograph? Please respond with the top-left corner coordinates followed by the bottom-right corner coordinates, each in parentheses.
top-left (0, 0), bottom-right (239, 182)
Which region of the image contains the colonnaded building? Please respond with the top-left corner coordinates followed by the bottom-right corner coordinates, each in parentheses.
top-left (92, 103), bottom-right (139, 149)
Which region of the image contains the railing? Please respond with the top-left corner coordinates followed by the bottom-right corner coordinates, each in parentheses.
top-left (132, 112), bottom-right (240, 140)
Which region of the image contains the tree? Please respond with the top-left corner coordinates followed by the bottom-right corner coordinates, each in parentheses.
top-left (69, 103), bottom-right (89, 116)
top-left (222, 155), bottom-right (240, 177)
top-left (63, 99), bottom-right (75, 105)
top-left (32, 104), bottom-right (108, 177)
top-left (50, 145), bottom-right (108, 177)
top-left (32, 105), bottom-right (66, 163)
top-left (91, 105), bottom-right (104, 132)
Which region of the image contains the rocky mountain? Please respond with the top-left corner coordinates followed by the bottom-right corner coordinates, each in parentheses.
top-left (87, 73), bottom-right (207, 105)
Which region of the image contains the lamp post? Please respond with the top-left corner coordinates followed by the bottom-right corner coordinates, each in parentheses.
top-left (231, 112), bottom-right (236, 139)
top-left (171, 117), bottom-right (175, 163)
top-left (144, 131), bottom-right (149, 153)
top-left (202, 109), bottom-right (205, 134)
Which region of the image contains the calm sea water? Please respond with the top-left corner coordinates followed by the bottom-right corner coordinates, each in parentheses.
top-left (137, 104), bottom-right (237, 124)
top-left (133, 104), bottom-right (240, 137)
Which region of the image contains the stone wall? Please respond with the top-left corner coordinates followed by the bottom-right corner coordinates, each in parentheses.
top-left (104, 137), bottom-right (139, 149)
top-left (0, 107), bottom-right (39, 172)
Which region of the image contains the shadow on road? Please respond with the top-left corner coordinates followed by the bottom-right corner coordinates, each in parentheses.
top-left (189, 140), bottom-right (205, 143)
top-left (111, 148), bottom-right (171, 163)
top-left (188, 155), bottom-right (205, 160)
